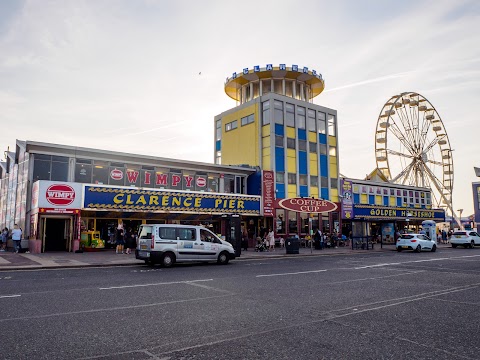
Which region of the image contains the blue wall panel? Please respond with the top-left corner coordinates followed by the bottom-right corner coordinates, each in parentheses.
top-left (354, 194), bottom-right (360, 204)
top-left (276, 183), bottom-right (285, 199)
top-left (299, 151), bottom-right (307, 174)
top-left (215, 140), bottom-right (221, 151)
top-left (275, 147), bottom-right (285, 172)
top-left (300, 185), bottom-right (308, 197)
top-left (397, 197), bottom-right (402, 207)
top-left (369, 195), bottom-right (375, 204)
top-left (320, 155), bottom-right (328, 175)
top-left (298, 129), bottom-right (306, 140)
top-left (321, 188), bottom-right (329, 200)
top-left (275, 124), bottom-right (284, 136)
top-left (319, 134), bottom-right (327, 144)
top-left (383, 196), bottom-right (389, 206)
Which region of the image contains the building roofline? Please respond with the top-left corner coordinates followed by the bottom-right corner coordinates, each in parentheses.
top-left (22, 140), bottom-right (256, 174)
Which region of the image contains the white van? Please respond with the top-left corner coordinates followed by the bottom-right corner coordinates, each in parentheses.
top-left (135, 224), bottom-right (236, 267)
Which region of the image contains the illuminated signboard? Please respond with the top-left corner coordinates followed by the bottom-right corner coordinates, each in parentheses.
top-left (353, 205), bottom-right (445, 221)
top-left (84, 186), bottom-right (261, 215)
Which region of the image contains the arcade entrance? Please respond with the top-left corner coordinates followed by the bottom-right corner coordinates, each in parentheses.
top-left (40, 216), bottom-right (73, 252)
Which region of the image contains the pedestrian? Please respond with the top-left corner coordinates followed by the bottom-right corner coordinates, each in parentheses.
top-left (11, 224), bottom-right (22, 253)
top-left (124, 227), bottom-right (136, 255)
top-left (441, 229), bottom-right (447, 244)
top-left (314, 228), bottom-right (322, 250)
top-left (266, 228), bottom-right (275, 251)
top-left (241, 227), bottom-right (248, 251)
top-left (0, 227), bottom-right (8, 251)
top-left (115, 226), bottom-right (125, 254)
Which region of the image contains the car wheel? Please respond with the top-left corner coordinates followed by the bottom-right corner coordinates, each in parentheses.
top-left (217, 251), bottom-right (230, 265)
top-left (464, 244), bottom-right (469, 249)
top-left (470, 241), bottom-right (475, 249)
top-left (452, 244), bottom-right (457, 248)
top-left (161, 252), bottom-right (175, 268)
top-left (415, 245), bottom-right (421, 253)
top-left (397, 247), bottom-right (402, 252)
top-left (431, 244), bottom-right (436, 252)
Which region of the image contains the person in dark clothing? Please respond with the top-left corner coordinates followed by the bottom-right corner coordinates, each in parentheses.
top-left (116, 227), bottom-right (125, 254)
top-left (124, 227), bottom-right (136, 254)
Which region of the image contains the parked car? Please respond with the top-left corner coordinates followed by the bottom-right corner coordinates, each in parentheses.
top-left (136, 224), bottom-right (235, 267)
top-left (396, 233), bottom-right (436, 252)
top-left (450, 231), bottom-right (480, 249)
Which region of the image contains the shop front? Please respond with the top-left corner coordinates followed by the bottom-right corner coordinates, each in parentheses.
top-left (273, 197), bottom-right (339, 240)
top-left (344, 204), bottom-right (446, 246)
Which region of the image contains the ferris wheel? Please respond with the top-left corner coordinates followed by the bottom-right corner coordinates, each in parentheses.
top-left (374, 92), bottom-right (457, 218)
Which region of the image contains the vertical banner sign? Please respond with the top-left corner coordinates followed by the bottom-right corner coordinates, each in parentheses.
top-left (341, 179), bottom-right (353, 220)
top-left (262, 170), bottom-right (274, 217)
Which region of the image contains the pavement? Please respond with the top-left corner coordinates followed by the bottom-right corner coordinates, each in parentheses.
top-left (0, 243), bottom-right (454, 271)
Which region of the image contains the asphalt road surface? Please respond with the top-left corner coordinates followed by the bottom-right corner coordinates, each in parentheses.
top-left (1, 248), bottom-right (480, 360)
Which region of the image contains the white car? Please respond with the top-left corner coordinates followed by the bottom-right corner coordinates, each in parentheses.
top-left (396, 233), bottom-right (437, 252)
top-left (450, 231), bottom-right (480, 249)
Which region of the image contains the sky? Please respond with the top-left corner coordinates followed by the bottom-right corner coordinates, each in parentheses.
top-left (0, 0), bottom-right (479, 216)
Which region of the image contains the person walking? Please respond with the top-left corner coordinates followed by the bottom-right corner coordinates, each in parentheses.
top-left (266, 228), bottom-right (275, 251)
top-left (0, 227), bottom-right (8, 251)
top-left (115, 226), bottom-right (125, 254)
top-left (314, 228), bottom-right (322, 250)
top-left (11, 224), bottom-right (22, 253)
top-left (124, 227), bottom-right (136, 255)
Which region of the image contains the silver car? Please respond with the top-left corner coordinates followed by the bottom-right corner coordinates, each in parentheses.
top-left (136, 224), bottom-right (235, 267)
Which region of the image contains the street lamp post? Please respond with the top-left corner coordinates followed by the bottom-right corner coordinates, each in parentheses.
top-left (457, 209), bottom-right (463, 230)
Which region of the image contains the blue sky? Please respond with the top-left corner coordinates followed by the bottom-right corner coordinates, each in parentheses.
top-left (0, 0), bottom-right (479, 216)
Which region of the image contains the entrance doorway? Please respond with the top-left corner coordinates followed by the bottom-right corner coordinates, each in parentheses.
top-left (41, 217), bottom-right (72, 252)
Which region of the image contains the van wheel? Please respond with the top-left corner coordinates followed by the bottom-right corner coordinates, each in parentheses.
top-left (217, 251), bottom-right (229, 265)
top-left (161, 252), bottom-right (175, 268)
top-left (431, 244), bottom-right (436, 252)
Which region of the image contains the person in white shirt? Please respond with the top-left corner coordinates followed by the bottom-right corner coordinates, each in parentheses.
top-left (11, 224), bottom-right (22, 253)
top-left (266, 229), bottom-right (275, 251)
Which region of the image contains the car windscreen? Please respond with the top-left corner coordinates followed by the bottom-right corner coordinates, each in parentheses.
top-left (400, 235), bottom-right (414, 239)
top-left (139, 226), bottom-right (153, 239)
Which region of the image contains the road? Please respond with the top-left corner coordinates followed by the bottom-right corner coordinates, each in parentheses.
top-left (1, 248), bottom-right (480, 360)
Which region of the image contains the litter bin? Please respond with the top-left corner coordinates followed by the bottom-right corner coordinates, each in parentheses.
top-left (285, 237), bottom-right (300, 254)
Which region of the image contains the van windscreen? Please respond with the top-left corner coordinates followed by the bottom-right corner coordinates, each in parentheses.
top-left (139, 226), bottom-right (153, 239)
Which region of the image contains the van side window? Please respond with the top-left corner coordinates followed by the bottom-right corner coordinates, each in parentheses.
top-left (178, 228), bottom-right (196, 241)
top-left (159, 227), bottom-right (176, 240)
top-left (139, 226), bottom-right (153, 239)
top-left (200, 229), bottom-right (213, 242)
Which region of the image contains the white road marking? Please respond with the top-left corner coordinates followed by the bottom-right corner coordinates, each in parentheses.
top-left (256, 269), bottom-right (327, 277)
top-left (99, 278), bottom-right (213, 290)
top-left (0, 256), bottom-right (11, 265)
top-left (0, 294), bottom-right (233, 322)
top-left (0, 294), bottom-right (21, 299)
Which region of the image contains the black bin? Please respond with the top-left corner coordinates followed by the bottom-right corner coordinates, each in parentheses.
top-left (285, 237), bottom-right (300, 254)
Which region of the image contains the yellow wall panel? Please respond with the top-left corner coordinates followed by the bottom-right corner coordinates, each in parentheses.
top-left (329, 163), bottom-right (338, 178)
top-left (287, 157), bottom-right (296, 173)
top-left (310, 187), bottom-right (319, 198)
top-left (262, 136), bottom-right (270, 149)
top-left (360, 194), bottom-right (368, 204)
top-left (262, 124), bottom-right (270, 137)
top-left (330, 189), bottom-right (338, 202)
top-left (287, 149), bottom-right (296, 158)
top-left (263, 146), bottom-right (270, 157)
top-left (309, 160), bottom-right (318, 175)
top-left (375, 195), bottom-right (382, 205)
top-left (221, 103), bottom-right (260, 166)
top-left (308, 132), bottom-right (317, 142)
top-left (328, 136), bottom-right (337, 146)
top-left (389, 196), bottom-right (396, 206)
top-left (288, 184), bottom-right (297, 198)
top-left (286, 127), bottom-right (295, 138)
top-left (262, 155), bottom-right (271, 171)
